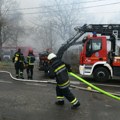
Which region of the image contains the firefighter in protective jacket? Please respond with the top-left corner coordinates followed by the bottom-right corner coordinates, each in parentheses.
top-left (26, 49), bottom-right (36, 79)
top-left (47, 53), bottom-right (80, 109)
top-left (12, 48), bottom-right (25, 79)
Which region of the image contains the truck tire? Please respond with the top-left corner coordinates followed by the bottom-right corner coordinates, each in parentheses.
top-left (93, 67), bottom-right (110, 82)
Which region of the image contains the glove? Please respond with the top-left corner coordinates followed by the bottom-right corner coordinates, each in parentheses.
top-left (65, 63), bottom-right (72, 72)
top-left (67, 67), bottom-right (72, 72)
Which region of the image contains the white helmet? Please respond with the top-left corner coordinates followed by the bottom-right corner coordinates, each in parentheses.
top-left (47, 53), bottom-right (57, 60)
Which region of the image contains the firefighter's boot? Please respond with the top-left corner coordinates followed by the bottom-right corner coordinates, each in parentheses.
top-left (20, 72), bottom-right (24, 79)
top-left (27, 75), bottom-right (30, 79)
top-left (30, 76), bottom-right (33, 80)
top-left (20, 76), bottom-right (24, 79)
top-left (16, 75), bottom-right (19, 79)
top-left (71, 101), bottom-right (80, 109)
top-left (27, 73), bottom-right (31, 79)
top-left (55, 100), bottom-right (64, 105)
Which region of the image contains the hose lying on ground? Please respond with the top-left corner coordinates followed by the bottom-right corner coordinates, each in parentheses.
top-left (0, 70), bottom-right (120, 100)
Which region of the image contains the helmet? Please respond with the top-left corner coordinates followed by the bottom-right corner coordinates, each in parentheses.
top-left (18, 48), bottom-right (21, 52)
top-left (47, 53), bottom-right (57, 60)
top-left (29, 49), bottom-right (33, 54)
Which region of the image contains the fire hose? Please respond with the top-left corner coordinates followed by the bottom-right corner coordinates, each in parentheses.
top-left (0, 70), bottom-right (120, 101)
top-left (68, 72), bottom-right (120, 101)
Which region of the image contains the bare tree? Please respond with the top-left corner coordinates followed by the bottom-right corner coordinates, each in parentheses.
top-left (29, 18), bottom-right (57, 51)
top-left (32, 0), bottom-right (84, 52)
top-left (0, 0), bottom-right (23, 50)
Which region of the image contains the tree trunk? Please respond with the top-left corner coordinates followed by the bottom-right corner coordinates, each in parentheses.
top-left (0, 26), bottom-right (2, 61)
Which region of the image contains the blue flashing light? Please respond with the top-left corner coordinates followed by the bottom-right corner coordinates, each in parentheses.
top-left (93, 31), bottom-right (97, 37)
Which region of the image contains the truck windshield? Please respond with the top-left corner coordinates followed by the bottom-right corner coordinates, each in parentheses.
top-left (91, 39), bottom-right (102, 51)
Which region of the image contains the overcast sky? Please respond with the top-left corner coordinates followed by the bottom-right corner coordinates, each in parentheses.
top-left (13, 0), bottom-right (120, 51)
top-left (15, 0), bottom-right (120, 24)
top-left (17, 0), bottom-right (40, 8)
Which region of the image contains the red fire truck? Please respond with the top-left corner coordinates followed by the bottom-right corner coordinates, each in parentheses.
top-left (57, 24), bottom-right (120, 82)
top-left (40, 24), bottom-right (120, 82)
top-left (78, 24), bottom-right (120, 82)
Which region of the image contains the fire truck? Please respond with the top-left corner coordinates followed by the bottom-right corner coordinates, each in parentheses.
top-left (40, 24), bottom-right (120, 81)
top-left (77, 24), bottom-right (120, 82)
top-left (39, 51), bottom-right (49, 71)
top-left (57, 24), bottom-right (120, 82)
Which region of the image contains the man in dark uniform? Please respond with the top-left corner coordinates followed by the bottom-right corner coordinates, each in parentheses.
top-left (26, 49), bottom-right (36, 80)
top-left (12, 48), bottom-right (25, 79)
top-left (47, 53), bottom-right (80, 109)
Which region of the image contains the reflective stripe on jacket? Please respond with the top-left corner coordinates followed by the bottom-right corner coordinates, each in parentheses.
top-left (27, 54), bottom-right (35, 65)
top-left (13, 52), bottom-right (25, 63)
top-left (48, 58), bottom-right (69, 88)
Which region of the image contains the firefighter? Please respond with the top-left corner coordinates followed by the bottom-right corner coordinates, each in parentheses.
top-left (26, 49), bottom-right (36, 80)
top-left (47, 53), bottom-right (80, 109)
top-left (12, 48), bottom-right (25, 79)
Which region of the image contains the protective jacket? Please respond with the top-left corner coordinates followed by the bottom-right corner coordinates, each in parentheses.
top-left (48, 58), bottom-right (70, 89)
top-left (12, 51), bottom-right (25, 63)
top-left (27, 53), bottom-right (35, 65)
top-left (12, 51), bottom-right (25, 79)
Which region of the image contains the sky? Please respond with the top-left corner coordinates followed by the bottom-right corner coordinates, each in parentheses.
top-left (15, 0), bottom-right (120, 24)
top-left (14, 0), bottom-right (120, 51)
top-left (17, 0), bottom-right (40, 8)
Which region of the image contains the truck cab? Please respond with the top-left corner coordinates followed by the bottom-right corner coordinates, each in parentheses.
top-left (80, 35), bottom-right (107, 65)
top-left (79, 33), bottom-right (120, 82)
top-left (40, 24), bottom-right (120, 81)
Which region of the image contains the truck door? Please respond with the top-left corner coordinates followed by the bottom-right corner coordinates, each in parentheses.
top-left (84, 37), bottom-right (107, 65)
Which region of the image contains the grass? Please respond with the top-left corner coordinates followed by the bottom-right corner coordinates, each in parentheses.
top-left (0, 61), bottom-right (13, 69)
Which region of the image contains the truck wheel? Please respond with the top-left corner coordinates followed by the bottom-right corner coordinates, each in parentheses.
top-left (93, 67), bottom-right (110, 82)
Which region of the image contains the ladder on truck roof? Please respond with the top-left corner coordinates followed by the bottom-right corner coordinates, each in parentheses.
top-left (57, 24), bottom-right (120, 59)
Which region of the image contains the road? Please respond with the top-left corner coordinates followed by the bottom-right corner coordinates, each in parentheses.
top-left (0, 63), bottom-right (119, 120)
